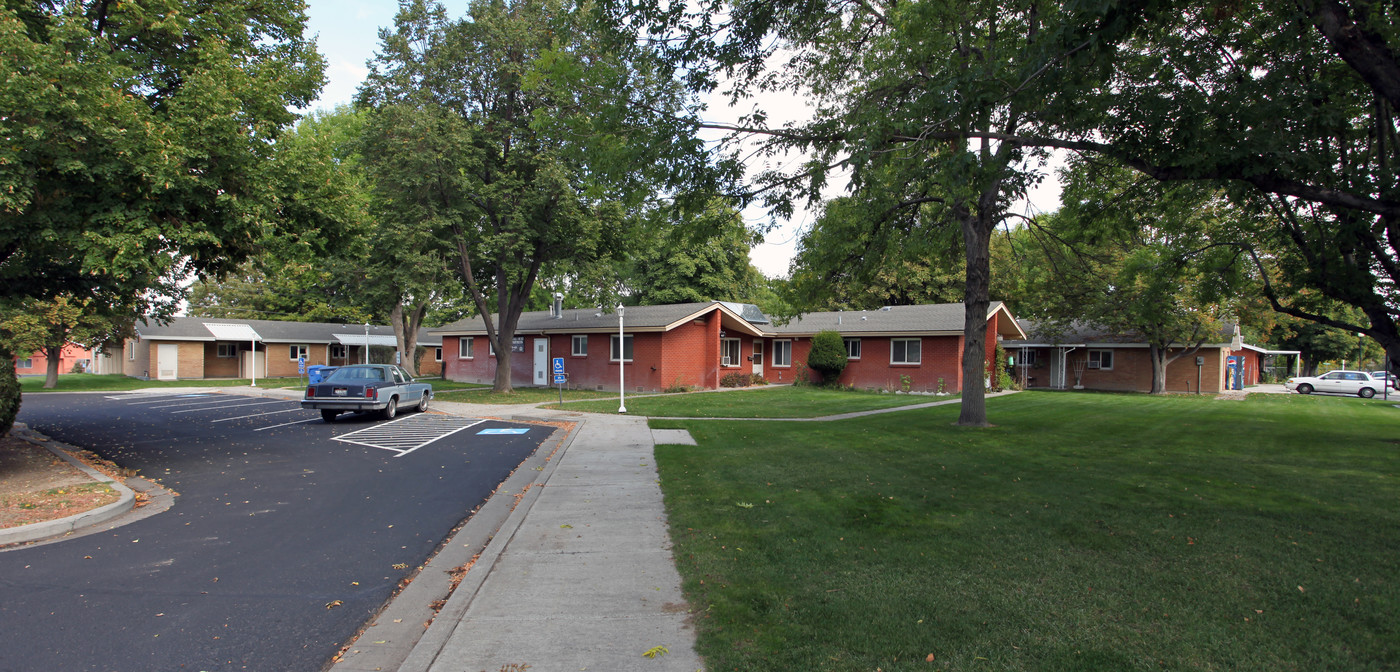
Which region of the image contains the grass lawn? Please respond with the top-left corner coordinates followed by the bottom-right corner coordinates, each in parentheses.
top-left (553, 385), bottom-right (955, 418)
top-left (433, 385), bottom-right (616, 405)
top-left (656, 391), bottom-right (1400, 671)
top-left (18, 374), bottom-right (306, 392)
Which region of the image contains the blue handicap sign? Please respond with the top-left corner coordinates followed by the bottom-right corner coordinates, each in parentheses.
top-left (297, 356), bottom-right (306, 374)
top-left (552, 357), bottom-right (564, 374)
top-left (477, 428), bottom-right (531, 435)
top-left (553, 374), bottom-right (566, 384)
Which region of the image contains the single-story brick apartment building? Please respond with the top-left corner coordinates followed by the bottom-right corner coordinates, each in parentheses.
top-left (13, 343), bottom-right (100, 376)
top-left (433, 301), bottom-right (1025, 393)
top-left (1004, 321), bottom-right (1300, 394)
top-left (117, 316), bottom-right (443, 381)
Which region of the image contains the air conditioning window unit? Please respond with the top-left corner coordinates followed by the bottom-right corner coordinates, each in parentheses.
top-left (722, 356), bottom-right (732, 366)
top-left (1087, 361), bottom-right (1101, 369)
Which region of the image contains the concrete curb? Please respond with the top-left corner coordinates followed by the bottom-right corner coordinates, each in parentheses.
top-left (330, 415), bottom-right (584, 672)
top-left (0, 426), bottom-right (135, 547)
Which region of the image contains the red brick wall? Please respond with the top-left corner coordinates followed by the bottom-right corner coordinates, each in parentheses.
top-left (14, 344), bottom-right (95, 375)
top-left (1019, 346), bottom-right (1229, 393)
top-left (798, 335), bottom-right (965, 392)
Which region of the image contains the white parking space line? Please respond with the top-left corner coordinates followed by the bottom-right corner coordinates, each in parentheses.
top-left (255, 418), bottom-right (322, 431)
top-left (170, 400), bottom-right (287, 414)
top-left (116, 394), bottom-right (215, 404)
top-left (332, 415), bottom-right (485, 458)
top-left (147, 397), bottom-right (251, 409)
top-left (211, 407), bottom-right (305, 423)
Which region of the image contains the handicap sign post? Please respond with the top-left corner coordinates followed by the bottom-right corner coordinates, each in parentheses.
top-left (552, 357), bottom-right (566, 404)
top-left (297, 355), bottom-right (306, 384)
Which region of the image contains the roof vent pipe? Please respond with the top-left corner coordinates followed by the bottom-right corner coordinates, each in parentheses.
top-left (553, 292), bottom-right (563, 319)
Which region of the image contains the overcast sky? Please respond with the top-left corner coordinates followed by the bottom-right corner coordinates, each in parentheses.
top-left (301, 0), bottom-right (1062, 279)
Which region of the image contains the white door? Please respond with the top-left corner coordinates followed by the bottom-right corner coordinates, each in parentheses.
top-left (533, 338), bottom-right (549, 386)
top-left (157, 344), bottom-right (179, 380)
top-left (241, 350), bottom-right (266, 380)
top-left (752, 341), bottom-right (764, 378)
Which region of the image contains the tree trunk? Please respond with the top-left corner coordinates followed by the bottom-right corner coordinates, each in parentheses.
top-left (43, 344), bottom-right (61, 389)
top-left (492, 324), bottom-right (515, 393)
top-left (956, 204), bottom-right (992, 427)
top-left (389, 301), bottom-right (427, 377)
top-left (1148, 344), bottom-right (1168, 394)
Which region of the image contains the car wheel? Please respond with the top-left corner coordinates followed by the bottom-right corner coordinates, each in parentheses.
top-left (417, 392), bottom-right (430, 413)
top-left (382, 397), bottom-right (398, 420)
top-left (1359, 387), bottom-right (1376, 398)
top-left (1297, 383), bottom-right (1313, 394)
top-left (321, 409), bottom-right (339, 423)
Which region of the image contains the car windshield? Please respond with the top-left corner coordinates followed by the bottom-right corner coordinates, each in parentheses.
top-left (326, 366), bottom-right (385, 382)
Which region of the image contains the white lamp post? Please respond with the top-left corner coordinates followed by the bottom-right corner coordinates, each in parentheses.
top-left (618, 304), bottom-right (627, 413)
top-left (363, 323), bottom-right (370, 364)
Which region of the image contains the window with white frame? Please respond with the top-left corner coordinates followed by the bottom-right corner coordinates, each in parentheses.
top-left (772, 340), bottom-right (792, 367)
top-left (1018, 348), bottom-right (1039, 368)
top-left (434, 347), bottom-right (443, 362)
top-left (128, 343), bottom-right (135, 360)
top-left (1088, 349), bottom-right (1113, 370)
top-left (721, 338), bottom-right (741, 367)
top-left (330, 344), bottom-right (347, 359)
top-left (610, 334), bottom-right (634, 362)
top-left (891, 338), bottom-right (921, 365)
top-left (216, 344), bottom-right (237, 358)
top-left (844, 338), bottom-right (861, 360)
top-left (459, 337), bottom-right (474, 359)
top-left (17, 357), bottom-right (32, 369)
top-left (572, 335), bottom-right (588, 356)
top-left (290, 344), bottom-right (309, 361)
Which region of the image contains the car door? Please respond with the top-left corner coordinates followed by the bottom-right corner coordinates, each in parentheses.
top-left (1315, 372), bottom-right (1345, 393)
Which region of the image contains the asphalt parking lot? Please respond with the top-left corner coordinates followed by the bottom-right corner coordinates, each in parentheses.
top-left (1, 391), bottom-right (550, 671)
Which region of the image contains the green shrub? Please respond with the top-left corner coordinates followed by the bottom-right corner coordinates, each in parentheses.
top-left (749, 373), bottom-right (767, 386)
top-left (720, 372), bottom-right (750, 388)
top-left (0, 356), bottom-right (20, 436)
top-left (807, 330), bottom-right (848, 385)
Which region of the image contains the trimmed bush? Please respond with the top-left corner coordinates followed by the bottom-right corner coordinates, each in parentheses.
top-left (807, 330), bottom-right (848, 385)
top-left (720, 372), bottom-right (750, 388)
top-left (0, 356), bottom-right (20, 436)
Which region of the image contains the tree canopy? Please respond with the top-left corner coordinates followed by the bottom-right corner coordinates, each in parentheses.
top-left (357, 0), bottom-right (711, 391)
top-left (0, 1), bottom-right (326, 314)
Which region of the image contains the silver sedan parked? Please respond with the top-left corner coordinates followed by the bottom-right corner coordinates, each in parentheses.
top-left (1284, 370), bottom-right (1387, 398)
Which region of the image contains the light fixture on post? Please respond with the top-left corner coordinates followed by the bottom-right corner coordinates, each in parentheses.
top-left (363, 323), bottom-right (370, 364)
top-left (618, 304), bottom-right (627, 413)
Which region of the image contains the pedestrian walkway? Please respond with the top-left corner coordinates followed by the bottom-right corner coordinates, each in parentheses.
top-left (397, 405), bottom-right (704, 672)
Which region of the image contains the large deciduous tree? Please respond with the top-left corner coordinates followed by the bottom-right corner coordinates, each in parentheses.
top-left (618, 0), bottom-right (1057, 425)
top-left (1, 294), bottom-right (134, 389)
top-left (1000, 163), bottom-right (1253, 394)
top-left (0, 0), bottom-right (325, 428)
top-left (1010, 1), bottom-right (1400, 377)
top-left (0, 1), bottom-right (326, 308)
top-left (359, 0), bottom-right (708, 392)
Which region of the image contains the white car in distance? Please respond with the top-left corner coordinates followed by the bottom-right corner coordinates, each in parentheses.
top-left (1285, 370), bottom-right (1387, 398)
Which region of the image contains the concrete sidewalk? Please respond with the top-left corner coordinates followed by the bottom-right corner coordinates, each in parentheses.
top-left (396, 404), bottom-right (703, 672)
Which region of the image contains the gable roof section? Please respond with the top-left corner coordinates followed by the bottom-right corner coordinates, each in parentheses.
top-left (769, 302), bottom-right (1024, 339)
top-left (432, 301), bottom-right (768, 338)
top-left (1005, 319), bottom-right (1243, 349)
top-left (133, 316), bottom-right (442, 346)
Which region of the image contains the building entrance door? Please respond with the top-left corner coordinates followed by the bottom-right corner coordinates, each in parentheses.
top-left (533, 338), bottom-right (549, 386)
top-left (157, 344), bottom-right (179, 380)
